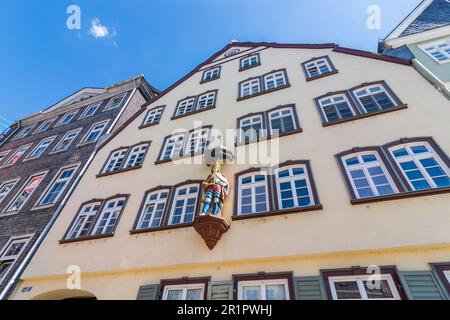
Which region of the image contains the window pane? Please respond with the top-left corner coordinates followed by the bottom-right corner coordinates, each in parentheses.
top-left (243, 286), bottom-right (261, 300)
top-left (334, 281), bottom-right (361, 299)
top-left (363, 280), bottom-right (394, 299)
top-left (186, 288), bottom-right (203, 300)
top-left (266, 284), bottom-right (287, 300)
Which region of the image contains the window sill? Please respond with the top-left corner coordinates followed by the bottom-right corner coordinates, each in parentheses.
top-left (171, 106), bottom-right (216, 121)
top-left (200, 77), bottom-right (220, 84)
top-left (350, 186), bottom-right (450, 205)
top-left (237, 84), bottom-right (291, 102)
top-left (49, 149), bottom-right (69, 155)
top-left (130, 222), bottom-right (194, 234)
top-left (306, 70), bottom-right (339, 82)
top-left (96, 165), bottom-right (142, 178)
top-left (154, 150), bottom-right (205, 165)
top-left (0, 211), bottom-right (20, 218)
top-left (239, 63), bottom-right (261, 72)
top-left (76, 141), bottom-right (97, 148)
top-left (235, 128), bottom-right (303, 147)
top-left (138, 121), bottom-right (160, 130)
top-left (31, 204), bottom-right (55, 211)
top-left (231, 204), bottom-right (323, 221)
top-left (59, 233), bottom-right (114, 244)
top-left (322, 104), bottom-right (408, 127)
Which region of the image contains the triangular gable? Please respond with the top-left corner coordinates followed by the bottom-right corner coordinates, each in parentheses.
top-left (44, 88), bottom-right (107, 113)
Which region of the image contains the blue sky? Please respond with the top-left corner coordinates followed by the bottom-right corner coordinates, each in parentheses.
top-left (0, 0), bottom-right (421, 124)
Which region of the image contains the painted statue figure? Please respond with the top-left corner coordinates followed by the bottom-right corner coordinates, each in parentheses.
top-left (201, 161), bottom-right (229, 216)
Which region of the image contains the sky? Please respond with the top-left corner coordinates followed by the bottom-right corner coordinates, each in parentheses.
top-left (0, 0), bottom-right (422, 125)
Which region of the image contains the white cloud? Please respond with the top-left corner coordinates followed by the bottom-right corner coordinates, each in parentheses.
top-left (89, 19), bottom-right (109, 38)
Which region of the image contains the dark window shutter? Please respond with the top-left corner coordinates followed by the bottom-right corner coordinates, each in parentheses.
top-left (399, 271), bottom-right (447, 300)
top-left (136, 284), bottom-right (160, 300)
top-left (294, 276), bottom-right (326, 300)
top-left (208, 280), bottom-right (233, 300)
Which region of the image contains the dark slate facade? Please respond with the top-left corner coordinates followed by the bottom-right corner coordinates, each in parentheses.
top-left (0, 77), bottom-right (157, 297)
top-left (401, 0), bottom-right (450, 36)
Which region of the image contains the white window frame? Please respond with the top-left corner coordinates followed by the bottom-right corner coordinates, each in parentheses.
top-left (168, 184), bottom-right (199, 225)
top-left (240, 78), bottom-right (261, 97)
top-left (3, 171), bottom-right (47, 214)
top-left (267, 107), bottom-right (297, 135)
top-left (124, 144), bottom-right (148, 168)
top-left (175, 97), bottom-right (196, 117)
top-left (67, 202), bottom-right (102, 239)
top-left (185, 128), bottom-right (210, 155)
top-left (304, 57), bottom-right (333, 78)
top-left (419, 38), bottom-right (450, 64)
top-left (102, 148), bottom-right (129, 174)
top-left (55, 110), bottom-right (78, 126)
top-left (36, 164), bottom-right (80, 207)
top-left (80, 120), bottom-right (109, 144)
top-left (318, 94), bottom-right (356, 122)
top-left (0, 178), bottom-right (20, 205)
top-left (237, 172), bottom-right (270, 216)
top-left (275, 165), bottom-right (315, 209)
top-left (263, 71), bottom-right (287, 90)
top-left (92, 198), bottom-right (126, 235)
top-left (104, 94), bottom-right (126, 111)
top-left (202, 67), bottom-right (220, 81)
top-left (328, 274), bottom-right (401, 300)
top-left (137, 189), bottom-right (170, 229)
top-left (237, 279), bottom-right (290, 300)
top-left (444, 270), bottom-right (450, 285)
top-left (143, 107), bottom-right (164, 126)
top-left (2, 144), bottom-right (32, 166)
top-left (34, 118), bottom-right (56, 133)
top-left (196, 91), bottom-right (216, 110)
top-left (239, 114), bottom-right (265, 143)
top-left (162, 283), bottom-right (206, 300)
top-left (0, 150), bottom-right (11, 164)
top-left (79, 103), bottom-right (100, 119)
top-left (14, 125), bottom-right (36, 140)
top-left (52, 128), bottom-right (82, 152)
top-left (0, 235), bottom-right (32, 283)
top-left (389, 142), bottom-right (450, 190)
top-left (342, 152), bottom-right (399, 199)
top-left (240, 54), bottom-right (260, 69)
top-left (26, 136), bottom-right (56, 159)
top-left (160, 134), bottom-right (186, 161)
top-left (352, 84), bottom-right (397, 113)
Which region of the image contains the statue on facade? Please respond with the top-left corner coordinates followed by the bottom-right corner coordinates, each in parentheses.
top-left (201, 160), bottom-right (229, 216)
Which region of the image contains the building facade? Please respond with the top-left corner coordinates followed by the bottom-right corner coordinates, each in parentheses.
top-left (379, 0), bottom-right (450, 99)
top-left (0, 75), bottom-right (158, 298)
top-left (9, 42), bottom-right (450, 300)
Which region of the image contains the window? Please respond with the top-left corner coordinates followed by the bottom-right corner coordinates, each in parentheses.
top-left (267, 107), bottom-right (297, 135)
top-left (79, 103), bottom-right (100, 118)
top-left (34, 118), bottom-right (56, 133)
top-left (317, 94), bottom-right (355, 122)
top-left (160, 134), bottom-right (185, 161)
top-left (420, 38), bottom-right (450, 63)
top-left (263, 71), bottom-right (287, 90)
top-left (56, 111), bottom-right (77, 126)
top-left (275, 165), bottom-right (315, 209)
top-left (38, 165), bottom-right (78, 206)
top-left (240, 54), bottom-right (260, 70)
top-left (52, 128), bottom-right (82, 152)
top-left (328, 274), bottom-right (401, 300)
top-left (341, 151), bottom-right (398, 199)
top-left (0, 179), bottom-right (19, 205)
top-left (0, 236), bottom-right (31, 283)
top-left (0, 150), bottom-right (11, 164)
top-left (80, 121), bottom-right (109, 144)
top-left (202, 67), bottom-right (221, 82)
top-left (142, 106), bottom-right (165, 126)
top-left (67, 202), bottom-right (102, 239)
top-left (185, 128), bottom-right (210, 155)
top-left (14, 125), bottom-right (36, 139)
top-left (431, 263), bottom-right (450, 295)
top-left (104, 94), bottom-right (126, 111)
top-left (2, 144), bottom-right (32, 166)
top-left (238, 70), bottom-right (289, 100)
top-left (92, 198), bottom-right (126, 235)
top-left (302, 56), bottom-right (336, 80)
top-left (102, 149), bottom-right (128, 174)
top-left (168, 184), bottom-right (199, 225)
top-left (124, 144), bottom-right (148, 168)
top-left (162, 284), bottom-right (205, 300)
top-left (174, 91), bottom-right (217, 118)
top-left (239, 114), bottom-right (264, 143)
top-left (27, 136), bottom-right (55, 159)
top-left (353, 84), bottom-right (396, 113)
top-left (238, 279), bottom-right (289, 300)
top-left (4, 172), bottom-right (46, 213)
top-left (136, 189), bottom-right (169, 229)
top-left (237, 172), bottom-right (269, 215)
top-left (389, 142), bottom-right (450, 191)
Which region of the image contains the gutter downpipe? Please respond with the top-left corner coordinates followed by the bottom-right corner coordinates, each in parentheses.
top-left (0, 88), bottom-right (137, 300)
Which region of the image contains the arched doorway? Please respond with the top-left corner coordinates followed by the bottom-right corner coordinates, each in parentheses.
top-left (32, 289), bottom-right (97, 300)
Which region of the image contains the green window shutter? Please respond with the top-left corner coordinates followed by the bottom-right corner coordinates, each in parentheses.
top-left (208, 280), bottom-right (234, 300)
top-left (399, 271), bottom-right (446, 300)
top-left (294, 276), bottom-right (327, 300)
top-left (136, 284), bottom-right (160, 300)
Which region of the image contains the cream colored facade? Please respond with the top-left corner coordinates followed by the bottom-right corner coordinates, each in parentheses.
top-left (10, 43), bottom-right (450, 300)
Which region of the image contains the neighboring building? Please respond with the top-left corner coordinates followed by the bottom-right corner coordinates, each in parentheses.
top-left (0, 75), bottom-right (158, 298)
top-left (9, 42), bottom-right (450, 300)
top-left (379, 0), bottom-right (450, 99)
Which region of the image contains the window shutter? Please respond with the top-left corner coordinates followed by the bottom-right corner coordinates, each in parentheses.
top-left (136, 284), bottom-right (160, 300)
top-left (208, 280), bottom-right (234, 300)
top-left (399, 271), bottom-right (447, 300)
top-left (294, 276), bottom-right (326, 300)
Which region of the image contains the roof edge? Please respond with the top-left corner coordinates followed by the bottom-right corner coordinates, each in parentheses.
top-left (333, 46), bottom-right (412, 65)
